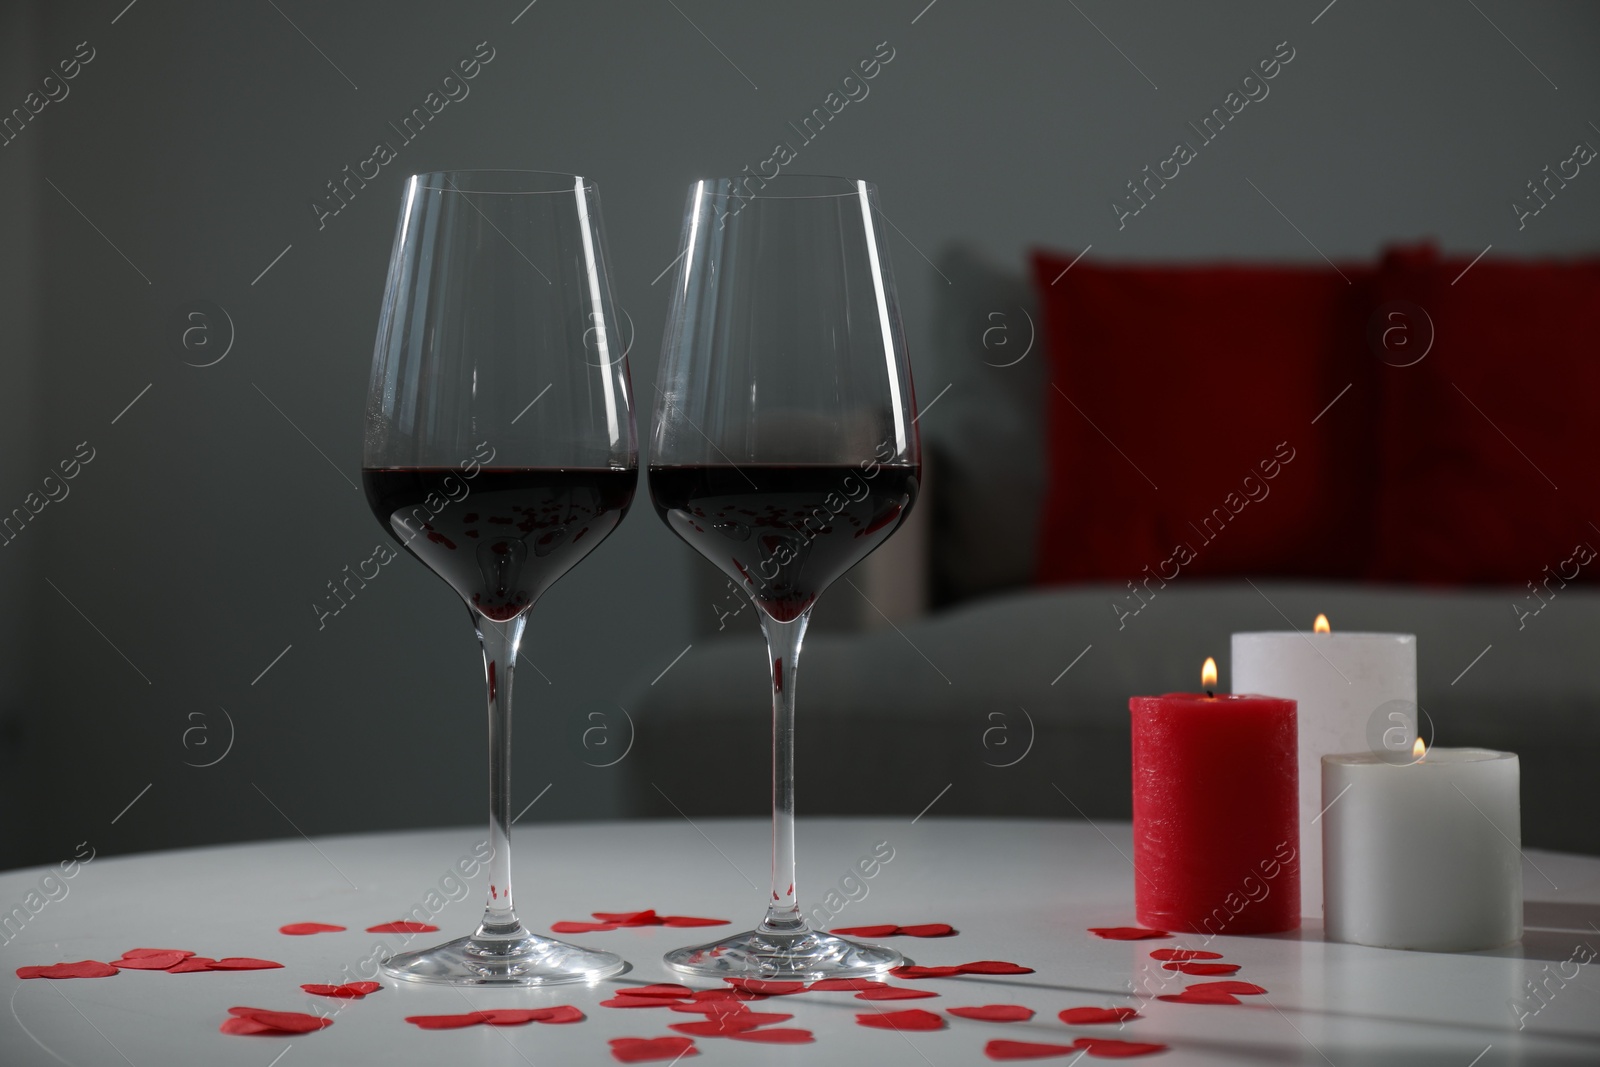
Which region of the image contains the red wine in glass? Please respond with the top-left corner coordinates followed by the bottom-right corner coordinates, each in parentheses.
top-left (649, 464), bottom-right (917, 623)
top-left (364, 467), bottom-right (636, 622)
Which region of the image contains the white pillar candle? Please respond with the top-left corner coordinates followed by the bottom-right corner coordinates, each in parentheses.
top-left (1322, 747), bottom-right (1521, 951)
top-left (1232, 624), bottom-right (1416, 919)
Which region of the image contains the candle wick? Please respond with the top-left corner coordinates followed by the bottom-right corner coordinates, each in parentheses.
top-left (1205, 689), bottom-right (1213, 699)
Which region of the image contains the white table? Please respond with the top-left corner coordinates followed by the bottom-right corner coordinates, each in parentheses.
top-left (3, 819), bottom-right (1598, 1065)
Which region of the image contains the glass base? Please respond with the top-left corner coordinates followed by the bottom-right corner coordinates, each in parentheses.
top-left (663, 926), bottom-right (902, 981)
top-left (382, 930), bottom-right (626, 986)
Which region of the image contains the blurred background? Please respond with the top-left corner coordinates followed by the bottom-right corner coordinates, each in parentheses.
top-left (2, 0), bottom-right (1596, 871)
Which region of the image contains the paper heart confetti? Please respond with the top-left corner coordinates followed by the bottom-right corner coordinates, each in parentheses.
top-left (609, 1036), bottom-right (699, 1062)
top-left (406, 1012), bottom-right (493, 1030)
top-left (208, 958), bottom-right (284, 970)
top-left (1059, 1006), bottom-right (1141, 1025)
top-left (855, 985), bottom-right (938, 1000)
top-left (985, 1038), bottom-right (1082, 1059)
top-left (1162, 962), bottom-right (1240, 976)
top-left (111, 952), bottom-right (191, 970)
top-left (1184, 980), bottom-right (1266, 996)
top-left (892, 964), bottom-right (965, 979)
top-left (1156, 989), bottom-right (1240, 1005)
top-left (121, 948), bottom-right (196, 959)
top-left (691, 988), bottom-right (766, 1002)
top-left (16, 961), bottom-right (119, 980)
top-left (832, 922), bottom-right (957, 938)
top-left (723, 978), bottom-right (807, 996)
top-left (1073, 1037), bottom-right (1169, 1057)
top-left (1148, 948), bottom-right (1222, 962)
top-left (729, 1027), bottom-right (814, 1043)
top-left (602, 995), bottom-right (686, 1009)
top-left (855, 1008), bottom-right (946, 1031)
top-left (669, 1001), bottom-right (754, 1015)
top-left (1089, 927), bottom-right (1171, 941)
top-left (830, 924), bottom-right (900, 938)
top-left (624, 984), bottom-right (696, 999)
top-left (959, 960), bottom-right (1037, 975)
top-left (167, 957), bottom-right (219, 973)
top-left (301, 982), bottom-right (381, 999)
top-left (668, 1011), bottom-right (793, 1037)
top-left (221, 1007), bottom-right (332, 1036)
top-left (891, 960), bottom-right (1034, 980)
top-left (947, 1004), bottom-right (1036, 1022)
top-left (279, 923), bottom-right (347, 935)
top-left (808, 977), bottom-right (886, 991)
top-left (484, 1006), bottom-right (586, 1025)
top-left (365, 922), bottom-right (439, 934)
top-left (554, 910), bottom-right (730, 934)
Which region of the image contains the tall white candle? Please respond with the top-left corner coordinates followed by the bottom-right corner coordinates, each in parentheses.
top-left (1232, 623), bottom-right (1416, 920)
top-left (1322, 747), bottom-right (1521, 951)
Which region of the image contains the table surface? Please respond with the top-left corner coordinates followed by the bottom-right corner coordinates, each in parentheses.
top-left (2, 818), bottom-right (1598, 1066)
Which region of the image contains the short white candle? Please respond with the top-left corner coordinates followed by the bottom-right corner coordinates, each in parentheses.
top-left (1232, 622), bottom-right (1417, 919)
top-left (1322, 746), bottom-right (1522, 951)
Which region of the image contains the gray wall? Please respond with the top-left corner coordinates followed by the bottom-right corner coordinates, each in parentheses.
top-left (3, 0), bottom-right (1596, 869)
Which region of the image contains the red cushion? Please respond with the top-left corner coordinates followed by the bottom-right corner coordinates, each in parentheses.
top-left (1030, 251), bottom-right (1378, 588)
top-left (1369, 244), bottom-right (1600, 584)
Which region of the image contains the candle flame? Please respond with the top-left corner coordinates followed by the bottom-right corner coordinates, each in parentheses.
top-left (1201, 657), bottom-right (1218, 691)
top-left (1413, 737), bottom-right (1426, 760)
top-left (1314, 614), bottom-right (1331, 634)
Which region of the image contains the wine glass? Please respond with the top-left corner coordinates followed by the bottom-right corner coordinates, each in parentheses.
top-left (649, 175), bottom-right (921, 979)
top-left (362, 170), bottom-right (637, 985)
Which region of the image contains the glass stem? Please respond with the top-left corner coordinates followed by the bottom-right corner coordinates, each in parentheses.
top-left (474, 612), bottom-right (528, 940)
top-left (759, 610), bottom-right (810, 934)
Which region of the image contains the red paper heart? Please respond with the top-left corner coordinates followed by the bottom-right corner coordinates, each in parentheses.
top-left (855, 1008), bottom-right (946, 1031)
top-left (301, 982), bottom-right (381, 998)
top-left (552, 921), bottom-right (620, 933)
top-left (365, 922), bottom-right (438, 934)
top-left (1148, 948), bottom-right (1222, 962)
top-left (1088, 927), bottom-right (1170, 941)
top-left (660, 916), bottom-right (729, 927)
top-left (1164, 962), bottom-right (1240, 976)
top-left (960, 961), bottom-right (1036, 975)
top-left (691, 988), bottom-right (766, 1002)
top-left (406, 1012), bottom-right (491, 1029)
top-left (986, 1038), bottom-right (1082, 1059)
top-left (16, 961), bottom-right (119, 980)
top-left (723, 978), bottom-right (806, 995)
top-left (480, 1006), bottom-right (586, 1025)
top-left (111, 953), bottom-right (190, 971)
top-left (626, 984), bottom-right (697, 999)
top-left (602, 995), bottom-right (685, 1009)
top-left (729, 1027), bottom-right (814, 1043)
top-left (671, 1010), bottom-right (792, 1035)
top-left (609, 1036), bottom-right (699, 1063)
top-left (1184, 980), bottom-right (1267, 996)
top-left (1156, 990), bottom-right (1240, 1005)
top-left (1061, 1006), bottom-right (1141, 1025)
top-left (209, 958), bottom-right (284, 970)
top-left (891, 965), bottom-right (964, 979)
top-left (279, 923), bottom-right (346, 936)
top-left (900, 923), bottom-right (957, 938)
top-left (1073, 1037), bottom-right (1169, 1057)
top-left (856, 985), bottom-right (938, 1000)
top-left (219, 1017), bottom-right (277, 1036)
top-left (166, 957), bottom-right (218, 973)
top-left (808, 977), bottom-right (885, 991)
top-left (120, 948), bottom-right (196, 959)
top-left (948, 1004), bottom-right (1036, 1022)
top-left (223, 1008), bottom-right (332, 1034)
top-left (595, 910), bottom-right (660, 925)
top-left (831, 924), bottom-right (901, 938)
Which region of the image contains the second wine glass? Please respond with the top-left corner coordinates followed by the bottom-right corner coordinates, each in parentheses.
top-left (650, 175), bottom-right (921, 980)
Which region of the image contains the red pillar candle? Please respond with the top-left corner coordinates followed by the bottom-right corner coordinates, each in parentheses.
top-left (1129, 661), bottom-right (1300, 934)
